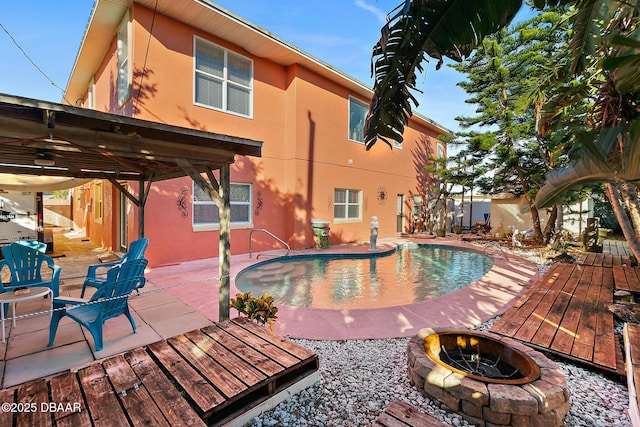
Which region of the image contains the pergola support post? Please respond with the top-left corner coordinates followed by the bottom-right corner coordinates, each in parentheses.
top-left (108, 177), bottom-right (152, 240)
top-left (138, 178), bottom-right (145, 238)
top-left (218, 163), bottom-right (231, 322)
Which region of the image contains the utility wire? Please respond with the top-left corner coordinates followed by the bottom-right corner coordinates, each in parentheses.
top-left (0, 21), bottom-right (72, 105)
top-left (133, 0), bottom-right (159, 116)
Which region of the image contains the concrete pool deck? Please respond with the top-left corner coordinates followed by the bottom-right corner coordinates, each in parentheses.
top-left (152, 236), bottom-right (540, 340)
top-left (0, 233), bottom-right (539, 388)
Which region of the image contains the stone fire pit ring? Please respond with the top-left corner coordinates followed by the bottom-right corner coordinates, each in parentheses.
top-left (408, 327), bottom-right (570, 427)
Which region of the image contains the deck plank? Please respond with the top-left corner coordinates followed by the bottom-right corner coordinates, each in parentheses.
top-left (374, 400), bottom-right (449, 427)
top-left (0, 388), bottom-right (14, 427)
top-left (147, 339), bottom-right (226, 415)
top-left (593, 269), bottom-right (617, 369)
top-left (550, 266), bottom-right (591, 354)
top-left (78, 364), bottom-right (129, 427)
top-left (167, 333), bottom-right (248, 399)
top-left (492, 261), bottom-right (622, 375)
top-left (529, 265), bottom-right (582, 348)
top-left (200, 324), bottom-right (284, 377)
top-left (125, 348), bottom-right (206, 427)
top-left (570, 267), bottom-right (602, 360)
top-left (216, 321), bottom-right (300, 367)
top-left (613, 266), bottom-right (631, 292)
top-left (623, 267), bottom-right (640, 294)
top-left (184, 329), bottom-right (267, 387)
top-left (232, 317), bottom-right (317, 360)
top-left (15, 378), bottom-right (51, 427)
top-left (102, 354), bottom-right (170, 427)
top-left (48, 372), bottom-right (91, 427)
top-left (492, 263), bottom-right (568, 339)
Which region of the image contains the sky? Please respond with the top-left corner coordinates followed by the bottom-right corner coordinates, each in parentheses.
top-left (0, 1), bottom-right (534, 134)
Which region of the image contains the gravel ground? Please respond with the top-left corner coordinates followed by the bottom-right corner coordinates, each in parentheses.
top-left (246, 333), bottom-right (630, 426)
top-left (246, 246), bottom-right (632, 426)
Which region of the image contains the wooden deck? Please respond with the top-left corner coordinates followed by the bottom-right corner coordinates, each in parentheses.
top-left (575, 251), bottom-right (631, 267)
top-left (491, 260), bottom-right (626, 375)
top-left (0, 318), bottom-right (319, 426)
top-left (602, 239), bottom-right (633, 257)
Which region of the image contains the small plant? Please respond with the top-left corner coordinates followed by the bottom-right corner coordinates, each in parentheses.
top-left (230, 292), bottom-right (279, 330)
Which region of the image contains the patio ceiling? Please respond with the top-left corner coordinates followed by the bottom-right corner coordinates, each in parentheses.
top-left (0, 93), bottom-right (262, 183)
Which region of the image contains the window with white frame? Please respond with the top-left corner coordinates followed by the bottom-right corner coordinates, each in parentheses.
top-left (348, 97), bottom-right (368, 143)
top-left (412, 195), bottom-right (422, 217)
top-left (437, 142), bottom-right (444, 159)
top-left (194, 37), bottom-right (253, 117)
top-left (334, 188), bottom-right (361, 221)
top-left (117, 15), bottom-right (131, 107)
top-left (193, 182), bottom-right (252, 226)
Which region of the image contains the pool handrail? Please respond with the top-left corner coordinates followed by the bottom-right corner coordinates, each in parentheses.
top-left (249, 228), bottom-right (291, 259)
top-left (483, 241), bottom-right (508, 259)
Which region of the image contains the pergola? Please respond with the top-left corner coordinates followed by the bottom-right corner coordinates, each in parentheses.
top-left (0, 93), bottom-right (263, 320)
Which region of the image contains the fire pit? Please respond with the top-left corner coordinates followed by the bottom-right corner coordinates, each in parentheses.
top-left (408, 328), bottom-right (570, 426)
top-left (424, 330), bottom-right (540, 385)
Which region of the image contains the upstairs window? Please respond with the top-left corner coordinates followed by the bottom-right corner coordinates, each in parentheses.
top-left (195, 37), bottom-right (253, 117)
top-left (87, 77), bottom-right (95, 109)
top-left (117, 14), bottom-right (131, 106)
top-left (348, 97), bottom-right (368, 143)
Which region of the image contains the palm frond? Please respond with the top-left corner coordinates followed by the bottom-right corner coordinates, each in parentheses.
top-left (623, 119), bottom-right (640, 182)
top-left (534, 126), bottom-right (640, 207)
top-left (535, 130), bottom-right (614, 207)
top-left (567, 0), bottom-right (607, 74)
top-left (364, 0), bottom-right (522, 149)
top-left (603, 31), bottom-right (640, 93)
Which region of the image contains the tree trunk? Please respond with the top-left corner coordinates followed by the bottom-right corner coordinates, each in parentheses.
top-left (528, 198), bottom-right (544, 243)
top-left (621, 182), bottom-right (640, 236)
top-left (542, 205), bottom-right (558, 244)
top-left (605, 182), bottom-right (640, 262)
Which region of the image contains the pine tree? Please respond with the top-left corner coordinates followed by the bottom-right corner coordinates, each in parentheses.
top-left (451, 11), bottom-right (576, 242)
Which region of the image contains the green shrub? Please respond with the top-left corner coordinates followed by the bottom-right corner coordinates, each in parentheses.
top-left (230, 292), bottom-right (279, 330)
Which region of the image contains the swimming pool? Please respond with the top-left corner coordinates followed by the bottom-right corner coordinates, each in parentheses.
top-left (235, 244), bottom-right (493, 309)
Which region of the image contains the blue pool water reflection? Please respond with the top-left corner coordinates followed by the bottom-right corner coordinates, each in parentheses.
top-left (235, 244), bottom-right (492, 309)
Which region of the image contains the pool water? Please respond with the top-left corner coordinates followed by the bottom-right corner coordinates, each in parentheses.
top-left (235, 244), bottom-right (492, 309)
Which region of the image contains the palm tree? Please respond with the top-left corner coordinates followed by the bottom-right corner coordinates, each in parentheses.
top-left (365, 0), bottom-right (640, 260)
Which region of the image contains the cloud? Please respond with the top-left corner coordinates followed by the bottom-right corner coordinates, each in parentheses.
top-left (354, 0), bottom-right (387, 25)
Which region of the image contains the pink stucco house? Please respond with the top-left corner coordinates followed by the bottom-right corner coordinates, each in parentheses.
top-left (66, 0), bottom-right (450, 266)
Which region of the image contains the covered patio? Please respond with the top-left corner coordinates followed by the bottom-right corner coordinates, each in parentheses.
top-left (0, 92), bottom-right (262, 321)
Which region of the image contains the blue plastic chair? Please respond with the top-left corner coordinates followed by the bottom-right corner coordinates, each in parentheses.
top-left (48, 258), bottom-right (148, 351)
top-left (80, 238), bottom-right (148, 298)
top-left (0, 241), bottom-right (60, 297)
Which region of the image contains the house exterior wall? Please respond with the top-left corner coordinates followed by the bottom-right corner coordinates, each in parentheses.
top-left (71, 3), bottom-right (446, 266)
